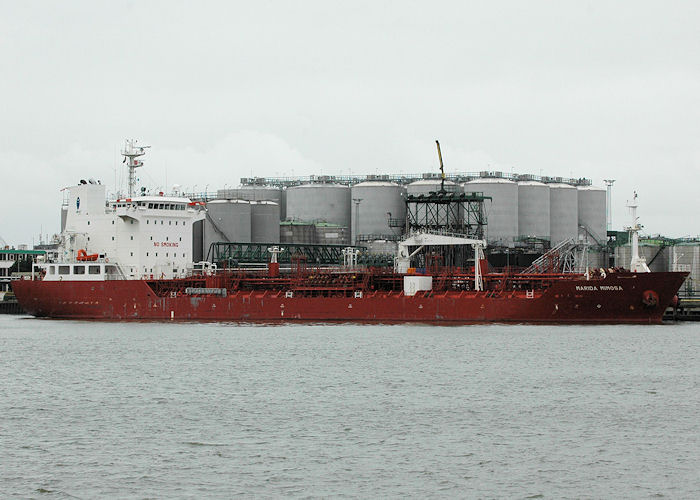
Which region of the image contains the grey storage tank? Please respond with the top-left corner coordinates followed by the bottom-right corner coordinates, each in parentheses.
top-left (203, 200), bottom-right (252, 260)
top-left (577, 185), bottom-right (606, 244)
top-left (518, 181), bottom-right (550, 241)
top-left (217, 185), bottom-right (285, 219)
top-left (615, 243), bottom-right (668, 273)
top-left (464, 178), bottom-right (518, 246)
top-left (669, 242), bottom-right (700, 294)
top-left (280, 221), bottom-right (315, 244)
top-left (250, 201), bottom-right (280, 243)
top-left (315, 223), bottom-right (349, 246)
top-left (548, 183), bottom-right (578, 245)
top-left (286, 183), bottom-right (351, 228)
top-left (350, 181), bottom-right (406, 244)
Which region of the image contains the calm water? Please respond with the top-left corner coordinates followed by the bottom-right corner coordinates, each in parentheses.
top-left (1, 315), bottom-right (698, 499)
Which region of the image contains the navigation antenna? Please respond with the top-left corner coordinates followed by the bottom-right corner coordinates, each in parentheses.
top-left (121, 139), bottom-right (150, 197)
top-left (435, 140), bottom-right (446, 192)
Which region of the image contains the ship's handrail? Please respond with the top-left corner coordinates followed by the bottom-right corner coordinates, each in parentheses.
top-left (520, 238), bottom-right (578, 274)
top-left (407, 228), bottom-right (480, 240)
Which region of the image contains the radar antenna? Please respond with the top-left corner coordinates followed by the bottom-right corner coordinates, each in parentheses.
top-left (121, 139), bottom-right (150, 197)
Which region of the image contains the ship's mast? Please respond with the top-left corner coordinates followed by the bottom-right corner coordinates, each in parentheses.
top-left (121, 139), bottom-right (150, 197)
top-left (626, 191), bottom-right (650, 273)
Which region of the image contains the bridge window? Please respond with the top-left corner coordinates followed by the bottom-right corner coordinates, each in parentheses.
top-left (89, 265), bottom-right (101, 275)
top-left (58, 266), bottom-right (70, 275)
top-left (74, 265), bottom-right (85, 275)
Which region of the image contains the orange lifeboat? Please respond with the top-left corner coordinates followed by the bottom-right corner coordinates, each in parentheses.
top-left (77, 249), bottom-right (99, 262)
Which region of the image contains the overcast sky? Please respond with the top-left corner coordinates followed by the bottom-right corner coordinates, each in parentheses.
top-left (1, 0), bottom-right (698, 245)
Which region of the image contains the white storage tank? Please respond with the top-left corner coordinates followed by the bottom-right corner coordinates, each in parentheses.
top-left (548, 183), bottom-right (578, 245)
top-left (250, 201), bottom-right (280, 243)
top-left (518, 181), bottom-right (550, 241)
top-left (577, 185), bottom-right (607, 244)
top-left (286, 184), bottom-right (351, 228)
top-left (350, 181), bottom-right (406, 244)
top-left (464, 178), bottom-right (518, 246)
top-left (203, 200), bottom-right (252, 259)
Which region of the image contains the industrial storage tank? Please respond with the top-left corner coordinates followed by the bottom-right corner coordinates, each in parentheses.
top-left (315, 223), bottom-right (349, 245)
top-left (203, 200), bottom-right (252, 260)
top-left (250, 201), bottom-right (280, 243)
top-left (615, 242), bottom-right (668, 273)
top-left (669, 242), bottom-right (700, 295)
top-left (217, 185), bottom-right (285, 219)
top-left (548, 183), bottom-right (578, 245)
top-left (280, 221), bottom-right (315, 244)
top-left (577, 185), bottom-right (607, 244)
top-left (350, 181), bottom-right (406, 244)
top-left (518, 181), bottom-right (550, 241)
top-left (285, 184), bottom-right (351, 228)
top-left (464, 178), bottom-right (518, 246)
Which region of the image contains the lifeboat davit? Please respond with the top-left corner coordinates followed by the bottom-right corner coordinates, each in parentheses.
top-left (76, 249), bottom-right (99, 262)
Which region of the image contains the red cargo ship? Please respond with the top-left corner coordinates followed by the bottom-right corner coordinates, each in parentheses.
top-left (12, 141), bottom-right (687, 324)
top-left (12, 265), bottom-right (687, 324)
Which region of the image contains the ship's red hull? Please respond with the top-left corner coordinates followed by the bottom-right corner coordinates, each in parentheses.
top-left (12, 272), bottom-right (687, 324)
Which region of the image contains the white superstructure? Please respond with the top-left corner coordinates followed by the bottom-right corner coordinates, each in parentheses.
top-left (43, 142), bottom-right (205, 281)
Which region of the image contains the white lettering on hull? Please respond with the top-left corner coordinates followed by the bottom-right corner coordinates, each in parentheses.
top-left (575, 285), bottom-right (623, 291)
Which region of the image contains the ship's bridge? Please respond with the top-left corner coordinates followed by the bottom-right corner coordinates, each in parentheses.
top-left (111, 196), bottom-right (200, 221)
